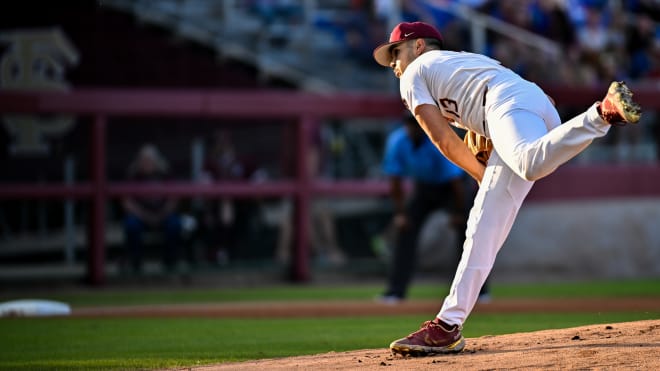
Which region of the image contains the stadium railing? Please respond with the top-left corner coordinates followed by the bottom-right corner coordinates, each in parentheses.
top-left (0, 86), bottom-right (658, 285)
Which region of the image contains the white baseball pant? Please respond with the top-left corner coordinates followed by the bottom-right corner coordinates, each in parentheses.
top-left (437, 82), bottom-right (611, 326)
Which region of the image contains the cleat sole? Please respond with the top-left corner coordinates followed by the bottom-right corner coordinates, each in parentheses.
top-left (611, 82), bottom-right (642, 124)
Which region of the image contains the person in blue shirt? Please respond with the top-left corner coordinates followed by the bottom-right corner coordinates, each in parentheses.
top-left (379, 113), bottom-right (489, 303)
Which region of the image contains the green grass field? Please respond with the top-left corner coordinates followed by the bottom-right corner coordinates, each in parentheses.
top-left (0, 279), bottom-right (658, 370)
top-left (2, 278), bottom-right (658, 306)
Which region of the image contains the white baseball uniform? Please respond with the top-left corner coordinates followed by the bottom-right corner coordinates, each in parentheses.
top-left (399, 50), bottom-right (611, 326)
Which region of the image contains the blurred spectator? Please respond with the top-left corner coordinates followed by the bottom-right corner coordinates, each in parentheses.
top-left (529, 0), bottom-right (576, 47)
top-left (625, 11), bottom-right (658, 80)
top-left (625, 0), bottom-right (660, 21)
top-left (377, 113), bottom-right (488, 304)
top-left (121, 144), bottom-right (184, 274)
top-left (575, 3), bottom-right (611, 53)
top-left (474, 0), bottom-right (544, 77)
top-left (199, 129), bottom-right (263, 265)
top-left (311, 0), bottom-right (388, 68)
top-left (479, 0), bottom-right (532, 30)
top-left (273, 124), bottom-right (347, 267)
top-left (248, 0), bottom-right (304, 48)
top-left (573, 3), bottom-right (623, 82)
top-left (341, 0), bottom-right (388, 67)
top-left (249, 0), bottom-right (303, 24)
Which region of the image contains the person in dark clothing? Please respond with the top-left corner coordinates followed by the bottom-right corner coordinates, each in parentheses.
top-left (121, 144), bottom-right (183, 274)
top-left (379, 113), bottom-right (489, 304)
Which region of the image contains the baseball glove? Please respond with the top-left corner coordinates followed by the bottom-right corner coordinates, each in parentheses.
top-left (463, 130), bottom-right (493, 165)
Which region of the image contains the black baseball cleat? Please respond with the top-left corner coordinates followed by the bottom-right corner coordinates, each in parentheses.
top-left (389, 318), bottom-right (465, 356)
top-left (598, 81), bottom-right (642, 125)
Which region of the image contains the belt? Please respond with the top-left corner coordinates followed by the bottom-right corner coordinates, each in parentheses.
top-left (482, 86), bottom-right (488, 133)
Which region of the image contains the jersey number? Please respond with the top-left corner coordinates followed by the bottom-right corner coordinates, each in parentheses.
top-left (438, 98), bottom-right (460, 119)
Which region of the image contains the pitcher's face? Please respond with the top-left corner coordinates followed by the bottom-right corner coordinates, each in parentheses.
top-left (389, 41), bottom-right (417, 79)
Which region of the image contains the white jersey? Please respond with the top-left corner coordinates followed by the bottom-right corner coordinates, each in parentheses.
top-left (399, 50), bottom-right (521, 136)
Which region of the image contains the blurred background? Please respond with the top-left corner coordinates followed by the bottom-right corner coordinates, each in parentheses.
top-left (0, 0), bottom-right (658, 288)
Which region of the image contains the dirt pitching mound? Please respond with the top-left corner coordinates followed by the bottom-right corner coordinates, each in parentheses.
top-left (191, 319), bottom-right (659, 370)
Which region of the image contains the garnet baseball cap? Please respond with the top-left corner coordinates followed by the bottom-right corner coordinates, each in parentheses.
top-left (373, 21), bottom-right (444, 67)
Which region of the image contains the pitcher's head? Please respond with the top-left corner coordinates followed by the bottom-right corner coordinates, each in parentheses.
top-left (373, 22), bottom-right (444, 77)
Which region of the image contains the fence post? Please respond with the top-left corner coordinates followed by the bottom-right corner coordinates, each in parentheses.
top-left (291, 115), bottom-right (314, 282)
top-left (88, 114), bottom-right (107, 285)
top-left (64, 155), bottom-right (76, 265)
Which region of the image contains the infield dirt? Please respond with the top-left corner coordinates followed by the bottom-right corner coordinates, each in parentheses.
top-left (189, 319), bottom-right (659, 370)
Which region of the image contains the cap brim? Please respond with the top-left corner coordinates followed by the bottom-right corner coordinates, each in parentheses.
top-left (373, 40), bottom-right (403, 67)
